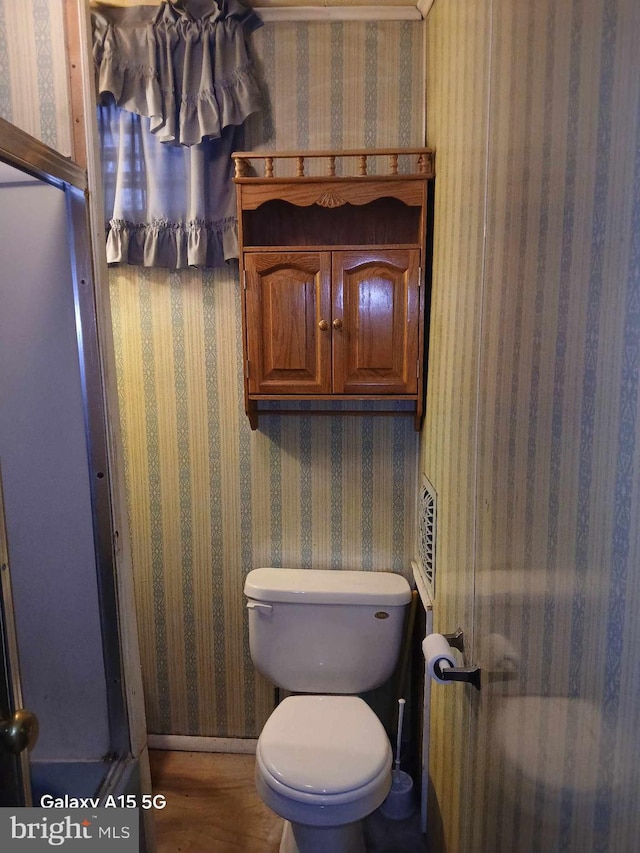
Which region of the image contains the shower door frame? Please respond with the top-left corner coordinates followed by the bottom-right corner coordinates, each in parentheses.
top-left (0, 114), bottom-right (131, 793)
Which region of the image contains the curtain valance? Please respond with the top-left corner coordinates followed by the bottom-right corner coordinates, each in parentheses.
top-left (98, 103), bottom-right (240, 268)
top-left (92, 0), bottom-right (263, 269)
top-left (92, 0), bottom-right (262, 146)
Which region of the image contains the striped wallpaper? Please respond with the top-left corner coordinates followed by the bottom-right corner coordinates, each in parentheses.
top-left (108, 19), bottom-right (425, 737)
top-left (423, 0), bottom-right (640, 851)
top-left (0, 0), bottom-right (426, 739)
top-left (422, 3), bottom-right (488, 849)
top-left (6, 1), bottom-right (640, 849)
top-left (0, 0), bottom-right (71, 156)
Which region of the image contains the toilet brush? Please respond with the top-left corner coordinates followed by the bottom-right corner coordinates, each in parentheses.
top-left (380, 698), bottom-right (415, 820)
top-left (393, 698), bottom-right (406, 783)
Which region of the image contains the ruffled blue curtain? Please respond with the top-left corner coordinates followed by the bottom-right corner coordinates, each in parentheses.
top-left (92, 0), bottom-right (262, 268)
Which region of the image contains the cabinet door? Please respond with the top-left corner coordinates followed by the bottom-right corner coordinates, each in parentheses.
top-left (244, 252), bottom-right (332, 394)
top-left (332, 250), bottom-right (420, 395)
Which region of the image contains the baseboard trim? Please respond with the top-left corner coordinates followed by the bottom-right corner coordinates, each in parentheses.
top-left (148, 735), bottom-right (258, 754)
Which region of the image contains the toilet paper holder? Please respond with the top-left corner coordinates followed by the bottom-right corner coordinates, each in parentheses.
top-left (438, 629), bottom-right (481, 691)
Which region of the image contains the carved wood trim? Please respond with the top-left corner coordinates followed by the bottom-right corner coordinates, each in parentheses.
top-left (315, 190), bottom-right (347, 208)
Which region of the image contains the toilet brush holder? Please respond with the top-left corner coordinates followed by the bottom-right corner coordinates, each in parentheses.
top-left (380, 697), bottom-right (414, 820)
top-left (380, 769), bottom-right (415, 820)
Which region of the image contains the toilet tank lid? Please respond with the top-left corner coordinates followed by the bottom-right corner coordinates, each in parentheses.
top-left (244, 568), bottom-right (412, 605)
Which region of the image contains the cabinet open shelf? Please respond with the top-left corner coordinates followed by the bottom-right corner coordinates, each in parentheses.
top-left (242, 198), bottom-right (423, 248)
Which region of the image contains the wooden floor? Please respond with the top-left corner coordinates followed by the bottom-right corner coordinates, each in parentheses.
top-left (149, 750), bottom-right (282, 853)
top-left (149, 750), bottom-right (426, 853)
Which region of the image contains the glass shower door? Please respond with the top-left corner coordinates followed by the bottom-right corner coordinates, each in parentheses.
top-left (0, 149), bottom-right (128, 807)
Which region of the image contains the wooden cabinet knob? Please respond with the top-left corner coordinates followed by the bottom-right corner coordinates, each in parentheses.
top-left (332, 318), bottom-right (343, 330)
top-left (318, 319), bottom-right (329, 331)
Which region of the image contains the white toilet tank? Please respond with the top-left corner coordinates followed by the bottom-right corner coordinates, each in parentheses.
top-left (244, 568), bottom-right (412, 694)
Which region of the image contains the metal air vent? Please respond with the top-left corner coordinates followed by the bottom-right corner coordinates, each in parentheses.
top-left (417, 474), bottom-right (436, 595)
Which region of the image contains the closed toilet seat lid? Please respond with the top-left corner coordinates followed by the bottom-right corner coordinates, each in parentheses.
top-left (257, 695), bottom-right (391, 797)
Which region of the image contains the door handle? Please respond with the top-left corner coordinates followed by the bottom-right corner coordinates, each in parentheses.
top-left (0, 708), bottom-right (39, 754)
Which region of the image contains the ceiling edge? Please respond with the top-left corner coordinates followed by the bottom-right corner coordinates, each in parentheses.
top-left (416, 0), bottom-right (435, 19)
top-left (257, 5), bottom-right (423, 22)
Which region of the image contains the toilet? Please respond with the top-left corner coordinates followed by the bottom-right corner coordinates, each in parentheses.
top-left (244, 567), bottom-right (412, 853)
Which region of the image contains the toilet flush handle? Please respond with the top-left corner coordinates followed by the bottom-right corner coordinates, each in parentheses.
top-left (246, 602), bottom-right (273, 615)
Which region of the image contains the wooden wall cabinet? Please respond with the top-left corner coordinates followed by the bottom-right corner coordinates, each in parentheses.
top-left (233, 149), bottom-right (435, 430)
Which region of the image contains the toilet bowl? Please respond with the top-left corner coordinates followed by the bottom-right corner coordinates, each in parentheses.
top-left (255, 696), bottom-right (392, 853)
top-left (244, 567), bottom-right (412, 853)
